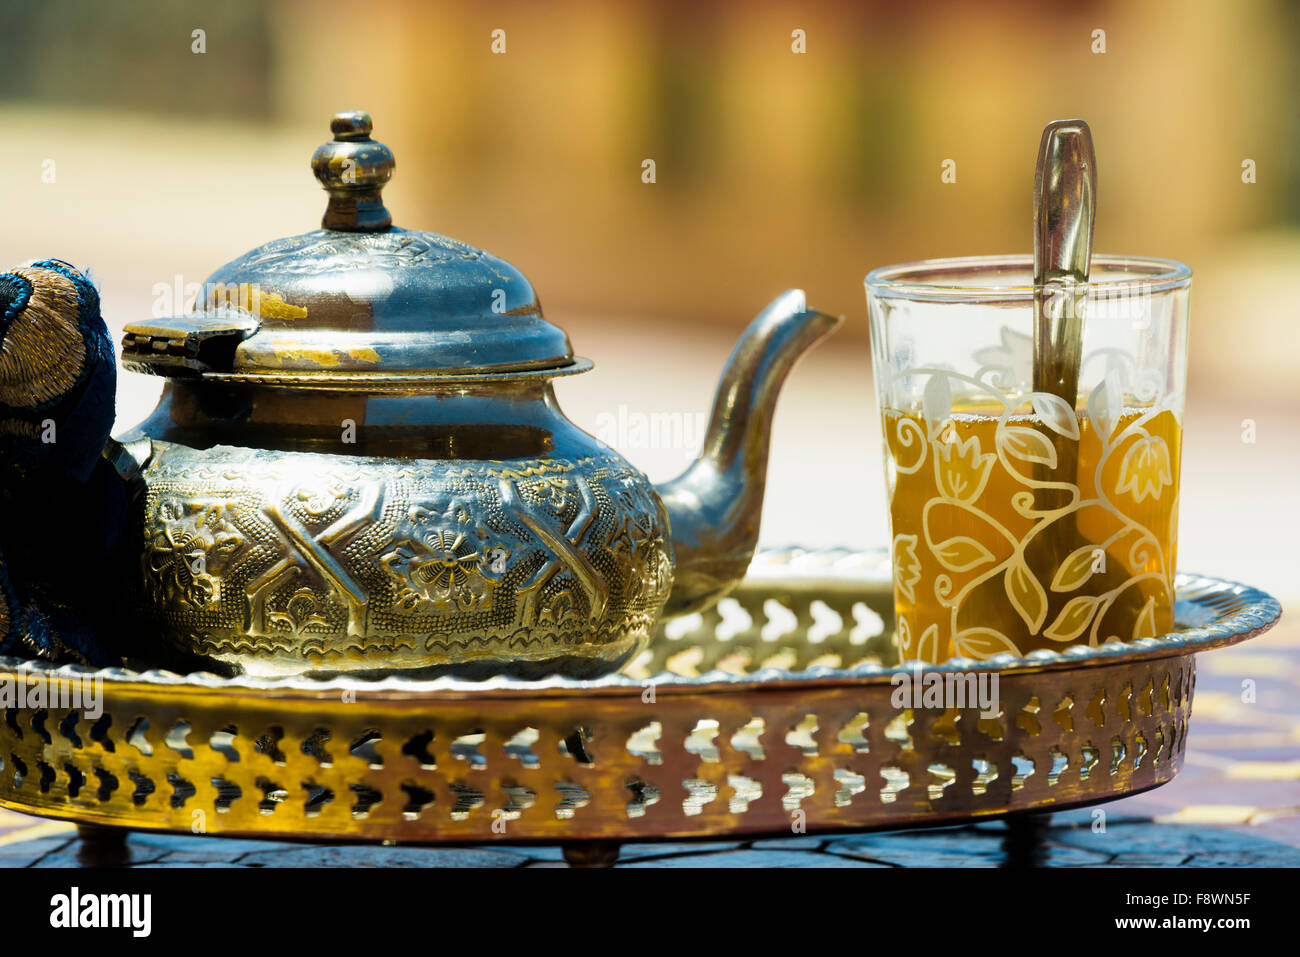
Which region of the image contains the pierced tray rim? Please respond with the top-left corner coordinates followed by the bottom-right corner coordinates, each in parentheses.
top-left (0, 548), bottom-right (1280, 700)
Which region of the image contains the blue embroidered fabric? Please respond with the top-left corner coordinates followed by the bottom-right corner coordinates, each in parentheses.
top-left (0, 260), bottom-right (127, 666)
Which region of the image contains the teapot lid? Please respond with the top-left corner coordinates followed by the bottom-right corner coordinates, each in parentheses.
top-left (123, 111), bottom-right (588, 387)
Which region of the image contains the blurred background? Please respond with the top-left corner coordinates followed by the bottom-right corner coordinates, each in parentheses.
top-left (0, 0), bottom-right (1296, 599)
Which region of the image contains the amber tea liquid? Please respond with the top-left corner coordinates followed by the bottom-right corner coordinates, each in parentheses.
top-left (883, 405), bottom-right (1181, 663)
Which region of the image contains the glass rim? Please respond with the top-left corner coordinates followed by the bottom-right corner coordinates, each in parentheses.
top-left (865, 254), bottom-right (1192, 301)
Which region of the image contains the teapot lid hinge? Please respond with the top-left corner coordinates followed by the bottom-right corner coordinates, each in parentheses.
top-left (121, 309), bottom-right (259, 377)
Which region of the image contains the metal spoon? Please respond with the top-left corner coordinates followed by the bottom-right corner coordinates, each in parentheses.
top-left (1032, 120), bottom-right (1096, 599)
top-left (1033, 119), bottom-right (1096, 402)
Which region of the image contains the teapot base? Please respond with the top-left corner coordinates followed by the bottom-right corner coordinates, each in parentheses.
top-left (200, 634), bottom-right (649, 682)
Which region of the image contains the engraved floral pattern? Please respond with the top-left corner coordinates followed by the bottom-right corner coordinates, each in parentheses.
top-left (538, 587), bottom-right (576, 628)
top-left (609, 483), bottom-right (670, 606)
top-left (268, 587), bottom-right (338, 638)
top-left (527, 475), bottom-right (571, 512)
top-left (382, 511), bottom-right (501, 614)
top-left (144, 501), bottom-right (244, 610)
top-left (295, 482), bottom-right (349, 517)
top-left (235, 230), bottom-right (487, 274)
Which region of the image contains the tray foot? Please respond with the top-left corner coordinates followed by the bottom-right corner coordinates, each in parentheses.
top-left (562, 840), bottom-right (622, 868)
top-left (77, 823), bottom-right (131, 868)
top-left (1001, 811), bottom-right (1051, 867)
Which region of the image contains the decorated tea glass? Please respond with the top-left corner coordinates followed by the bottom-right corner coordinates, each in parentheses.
top-left (866, 255), bottom-right (1191, 664)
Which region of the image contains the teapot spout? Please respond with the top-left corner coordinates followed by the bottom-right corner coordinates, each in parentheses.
top-left (656, 290), bottom-right (841, 617)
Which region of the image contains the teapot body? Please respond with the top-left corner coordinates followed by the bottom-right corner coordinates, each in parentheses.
top-left (127, 378), bottom-right (674, 678)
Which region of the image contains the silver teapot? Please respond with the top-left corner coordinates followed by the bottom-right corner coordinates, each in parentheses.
top-left (117, 111), bottom-right (840, 678)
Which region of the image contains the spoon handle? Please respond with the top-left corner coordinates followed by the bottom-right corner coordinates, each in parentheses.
top-left (1033, 119), bottom-right (1097, 402)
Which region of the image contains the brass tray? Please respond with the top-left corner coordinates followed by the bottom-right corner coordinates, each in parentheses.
top-left (0, 548), bottom-right (1280, 855)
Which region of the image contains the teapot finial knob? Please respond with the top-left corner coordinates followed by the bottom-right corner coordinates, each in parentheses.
top-left (310, 110), bottom-right (395, 232)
